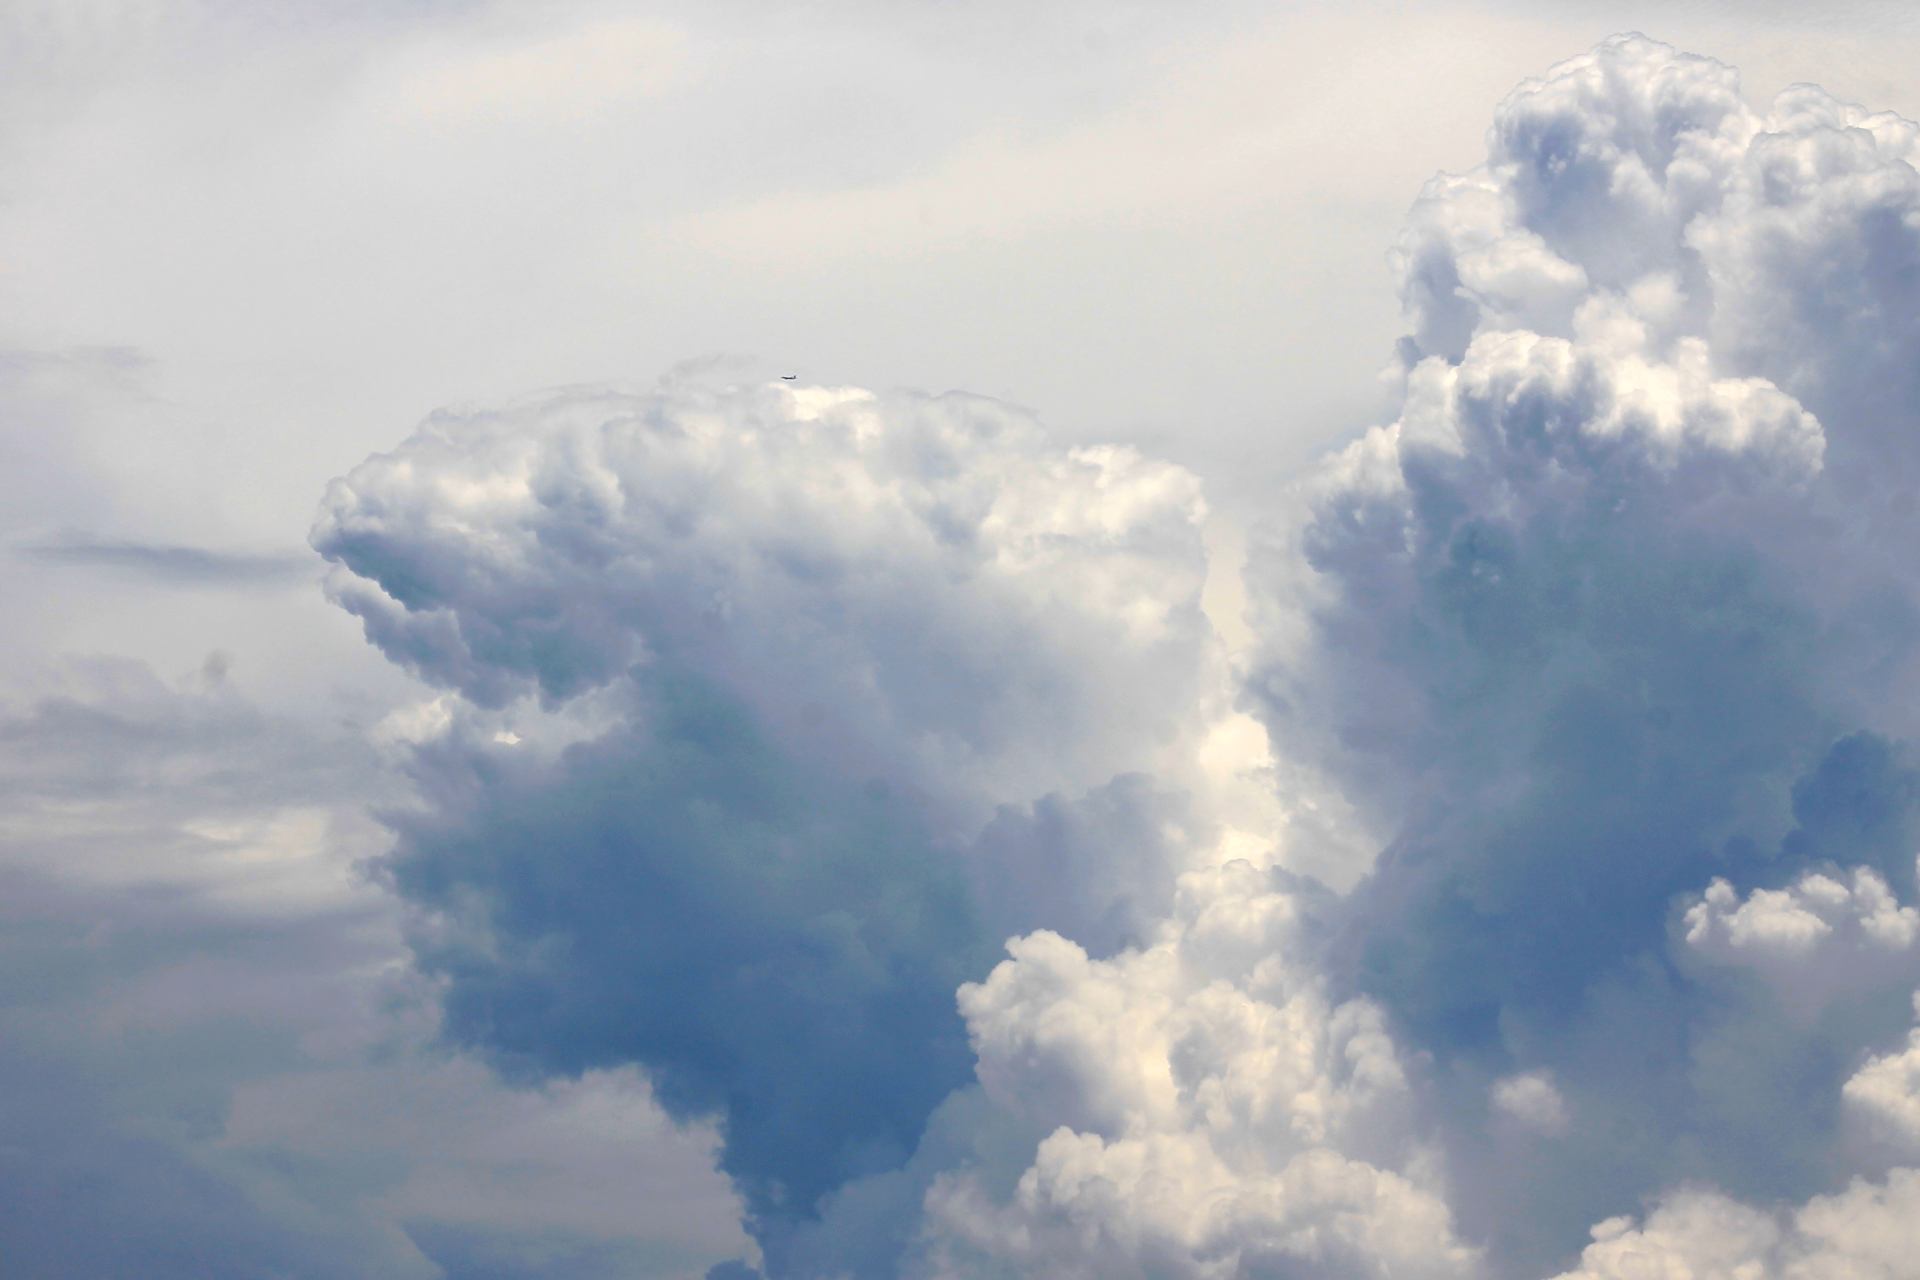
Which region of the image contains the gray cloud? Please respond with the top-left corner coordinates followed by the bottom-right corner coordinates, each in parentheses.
top-left (0, 657), bottom-right (748, 1278)
top-left (18, 533), bottom-right (314, 585)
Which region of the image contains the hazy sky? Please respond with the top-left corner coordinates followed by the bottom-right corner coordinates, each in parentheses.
top-left (11, 4), bottom-right (1920, 1278)
top-left (7, 0), bottom-right (1920, 700)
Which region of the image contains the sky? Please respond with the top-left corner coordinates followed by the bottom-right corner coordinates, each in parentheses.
top-left (10, 2), bottom-right (1920, 1277)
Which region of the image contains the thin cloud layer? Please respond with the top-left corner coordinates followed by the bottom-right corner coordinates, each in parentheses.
top-left (18, 533), bottom-right (312, 584)
top-left (0, 657), bottom-right (749, 1278)
top-left (309, 31), bottom-right (1920, 1280)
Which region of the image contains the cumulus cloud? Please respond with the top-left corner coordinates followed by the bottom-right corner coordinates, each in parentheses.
top-left (1841, 994), bottom-right (1920, 1159)
top-left (916, 859), bottom-right (1478, 1280)
top-left (1490, 1072), bottom-right (1570, 1138)
top-left (1683, 866), bottom-right (1920, 1016)
top-left (1235, 31), bottom-right (1920, 1273)
top-left (28, 3), bottom-right (1920, 1278)
top-left (1551, 1171), bottom-right (1920, 1280)
top-left (313, 371), bottom-right (1231, 1265)
top-left (315, 376), bottom-right (1215, 819)
top-left (307, 30), bottom-right (1920, 1280)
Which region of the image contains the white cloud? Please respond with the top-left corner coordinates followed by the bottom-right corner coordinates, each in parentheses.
top-left (314, 369), bottom-right (1223, 840)
top-left (1552, 1170), bottom-right (1920, 1280)
top-left (1843, 994), bottom-right (1920, 1158)
top-left (311, 366), bottom-right (1251, 1270)
top-left (1491, 1071), bottom-right (1570, 1138)
top-left (925, 1136), bottom-right (1475, 1280)
top-left (914, 859), bottom-right (1479, 1279)
top-left (1683, 867), bottom-right (1920, 1016)
top-left (1551, 1189), bottom-right (1781, 1280)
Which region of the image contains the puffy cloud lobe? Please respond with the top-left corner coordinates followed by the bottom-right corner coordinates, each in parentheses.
top-left (1275, 313), bottom-right (1830, 1062)
top-left (1389, 31), bottom-right (1920, 644)
top-left (1280, 303), bottom-right (1824, 836)
top-left (1696, 91), bottom-right (1920, 492)
top-left (926, 1138), bottom-right (1472, 1280)
top-left (1841, 995), bottom-right (1920, 1158)
top-left (1552, 1190), bottom-right (1782, 1280)
top-left (1391, 31), bottom-right (1920, 423)
top-left (913, 860), bottom-right (1480, 1280)
top-left (1383, 26), bottom-right (1920, 640)
top-left (1551, 1171), bottom-right (1920, 1280)
top-left (1489, 1072), bottom-right (1569, 1138)
top-left (314, 373), bottom-right (1225, 1266)
top-left (315, 379), bottom-right (1214, 831)
top-left (1684, 866), bottom-right (1920, 1017)
top-left (1394, 38), bottom-right (1752, 365)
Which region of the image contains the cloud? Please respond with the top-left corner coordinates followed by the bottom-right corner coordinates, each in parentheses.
top-left (0, 658), bottom-right (423, 1278)
top-left (26, 4), bottom-right (1920, 1277)
top-left (1490, 1072), bottom-right (1570, 1138)
top-left (0, 656), bottom-right (748, 1278)
top-left (1843, 997), bottom-right (1920, 1160)
top-left (304, 30), bottom-right (1920, 1280)
top-left (1235, 31), bottom-right (1920, 1273)
top-left (1683, 865), bottom-right (1920, 1017)
top-left (313, 371), bottom-right (1228, 1267)
top-left (314, 376), bottom-right (1215, 810)
top-left (912, 859), bottom-right (1480, 1280)
top-left (18, 532), bottom-right (313, 585)
top-left (1549, 1170), bottom-right (1920, 1279)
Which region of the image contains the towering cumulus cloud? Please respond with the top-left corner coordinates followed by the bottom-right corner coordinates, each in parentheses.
top-left (321, 34), bottom-right (1920, 1280)
top-left (312, 374), bottom-right (1227, 1270)
top-left (1245, 32), bottom-right (1920, 1276)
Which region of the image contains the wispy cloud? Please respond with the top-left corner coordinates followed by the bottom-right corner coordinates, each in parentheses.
top-left (18, 534), bottom-right (314, 585)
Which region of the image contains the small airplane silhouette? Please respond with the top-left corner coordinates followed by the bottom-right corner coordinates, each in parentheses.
top-left (780, 374), bottom-right (797, 380)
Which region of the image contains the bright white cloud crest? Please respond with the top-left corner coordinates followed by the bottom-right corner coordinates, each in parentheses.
top-left (315, 375), bottom-right (1216, 826)
top-left (920, 861), bottom-right (1479, 1279)
top-left (1685, 869), bottom-right (1920, 1017)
